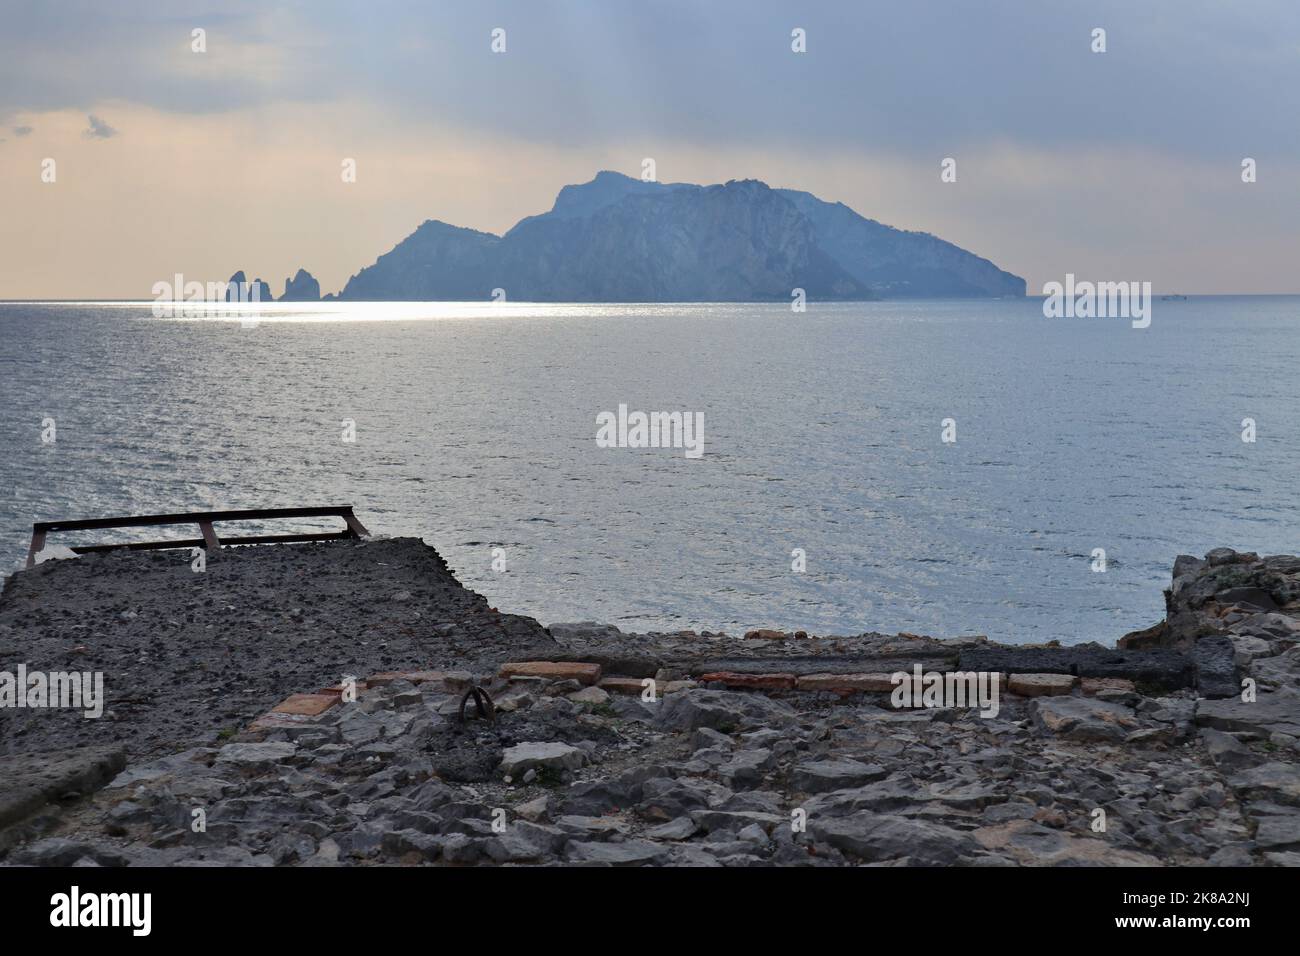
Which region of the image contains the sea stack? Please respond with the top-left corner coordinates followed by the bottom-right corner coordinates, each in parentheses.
top-left (280, 268), bottom-right (321, 301)
top-left (224, 271), bottom-right (272, 303)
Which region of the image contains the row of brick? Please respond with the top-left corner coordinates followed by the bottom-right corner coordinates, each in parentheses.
top-left (497, 661), bottom-right (699, 697)
top-left (250, 669), bottom-right (472, 732)
top-left (494, 661), bottom-right (1133, 699)
top-left (252, 661), bottom-right (1135, 732)
top-left (694, 670), bottom-right (1132, 698)
top-left (495, 660), bottom-right (1136, 699)
top-left (252, 661), bottom-right (656, 732)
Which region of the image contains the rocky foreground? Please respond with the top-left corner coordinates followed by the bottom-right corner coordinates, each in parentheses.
top-left (1, 540), bottom-right (1298, 867)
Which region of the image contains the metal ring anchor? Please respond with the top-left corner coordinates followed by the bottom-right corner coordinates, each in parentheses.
top-left (458, 686), bottom-right (496, 724)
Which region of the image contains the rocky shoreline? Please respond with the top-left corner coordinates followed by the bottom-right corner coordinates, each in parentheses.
top-left (1, 539), bottom-right (1297, 867)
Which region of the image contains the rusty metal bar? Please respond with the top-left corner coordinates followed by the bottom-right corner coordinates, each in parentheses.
top-left (341, 508), bottom-right (370, 538)
top-left (25, 505), bottom-right (369, 568)
top-left (32, 505), bottom-right (360, 533)
top-left (197, 520), bottom-right (221, 551)
top-left (24, 528), bottom-right (46, 570)
top-left (64, 531), bottom-right (357, 555)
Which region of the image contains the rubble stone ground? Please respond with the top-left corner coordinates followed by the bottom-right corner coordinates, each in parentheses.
top-left (1, 539), bottom-right (1297, 866)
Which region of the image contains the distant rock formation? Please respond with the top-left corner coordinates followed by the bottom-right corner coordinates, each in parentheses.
top-left (224, 271), bottom-right (272, 303)
top-left (492, 177), bottom-right (865, 301)
top-left (280, 268), bottom-right (321, 301)
top-left (340, 222), bottom-right (499, 301)
top-left (336, 171), bottom-right (1025, 302)
top-left (776, 189), bottom-right (1025, 298)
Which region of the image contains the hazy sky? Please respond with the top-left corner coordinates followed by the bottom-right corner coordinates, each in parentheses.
top-left (2, 0), bottom-right (1298, 298)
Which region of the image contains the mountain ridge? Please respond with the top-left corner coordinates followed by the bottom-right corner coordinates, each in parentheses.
top-left (325, 171), bottom-right (1024, 302)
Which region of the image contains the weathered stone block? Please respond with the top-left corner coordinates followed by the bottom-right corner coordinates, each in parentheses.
top-left (1007, 673), bottom-right (1077, 697)
top-left (499, 661), bottom-right (602, 685)
top-left (795, 672), bottom-right (896, 694)
top-left (272, 693), bottom-right (339, 717)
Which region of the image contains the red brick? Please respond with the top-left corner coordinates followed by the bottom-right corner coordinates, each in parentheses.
top-left (743, 629), bottom-right (787, 641)
top-left (272, 693), bottom-right (339, 717)
top-left (699, 672), bottom-right (796, 690)
top-left (499, 661), bottom-right (602, 685)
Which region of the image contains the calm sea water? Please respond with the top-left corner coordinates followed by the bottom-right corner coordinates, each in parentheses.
top-left (1, 298), bottom-right (1296, 644)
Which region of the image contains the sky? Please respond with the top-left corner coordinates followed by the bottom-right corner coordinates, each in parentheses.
top-left (2, 0), bottom-right (1299, 298)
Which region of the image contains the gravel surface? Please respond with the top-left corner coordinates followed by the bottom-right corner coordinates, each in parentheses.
top-left (0, 537), bottom-right (554, 760)
top-left (2, 542), bottom-right (1298, 867)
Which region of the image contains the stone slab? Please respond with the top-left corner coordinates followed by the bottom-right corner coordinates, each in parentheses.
top-left (1007, 673), bottom-right (1077, 697)
top-left (272, 693), bottom-right (339, 717)
top-left (499, 661), bottom-right (602, 685)
top-left (0, 747), bottom-right (126, 829)
top-left (794, 673), bottom-right (897, 694)
top-left (960, 646), bottom-right (1194, 687)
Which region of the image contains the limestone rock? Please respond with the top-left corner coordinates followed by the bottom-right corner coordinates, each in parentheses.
top-left (1196, 689), bottom-right (1300, 739)
top-left (499, 741), bottom-right (586, 778)
top-left (568, 685), bottom-right (610, 705)
top-left (972, 820), bottom-right (1161, 866)
top-left (811, 813), bottom-right (980, 865)
top-left (1030, 696), bottom-right (1140, 742)
top-left (1007, 673), bottom-right (1077, 697)
top-left (795, 673), bottom-right (896, 694)
top-left (793, 759), bottom-right (887, 793)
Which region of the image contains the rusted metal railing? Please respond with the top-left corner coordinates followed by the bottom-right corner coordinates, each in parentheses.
top-left (26, 505), bottom-right (370, 568)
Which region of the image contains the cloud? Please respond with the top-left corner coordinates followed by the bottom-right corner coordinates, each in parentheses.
top-left (0, 1), bottom-right (1297, 160)
top-left (2, 101), bottom-right (1297, 299)
top-left (1, 2), bottom-right (1298, 295)
top-left (83, 113), bottom-right (117, 138)
top-left (13, 125), bottom-right (33, 136)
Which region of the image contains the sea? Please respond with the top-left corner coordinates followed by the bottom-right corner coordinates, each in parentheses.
top-left (1, 296), bottom-right (1296, 645)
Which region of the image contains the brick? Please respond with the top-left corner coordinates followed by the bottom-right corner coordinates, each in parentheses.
top-left (272, 693), bottom-right (339, 717)
top-left (1007, 673), bottom-right (1078, 697)
top-left (743, 629), bottom-right (786, 641)
top-left (699, 672), bottom-right (796, 691)
top-left (795, 673), bottom-right (897, 694)
top-left (317, 681), bottom-right (369, 698)
top-left (499, 661), bottom-right (602, 685)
